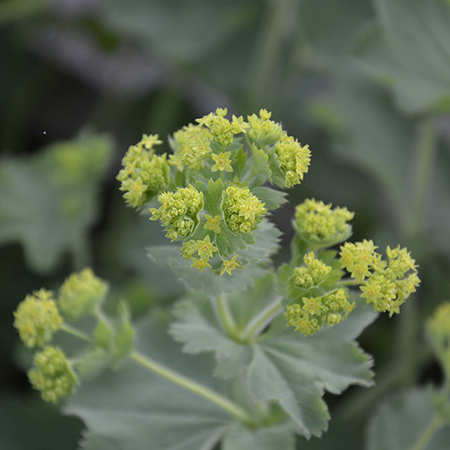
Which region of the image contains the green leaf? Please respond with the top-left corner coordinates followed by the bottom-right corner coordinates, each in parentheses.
top-left (367, 389), bottom-right (450, 450)
top-left (147, 219), bottom-right (280, 296)
top-left (112, 302), bottom-right (135, 369)
top-left (171, 282), bottom-right (376, 438)
top-left (247, 302), bottom-right (376, 438)
top-left (0, 133), bottom-right (112, 272)
top-left (355, 0), bottom-right (450, 113)
top-left (196, 178), bottom-right (225, 217)
top-left (170, 274), bottom-right (279, 379)
top-left (251, 186), bottom-right (287, 210)
top-left (317, 64), bottom-right (415, 214)
top-left (222, 422), bottom-right (297, 450)
top-left (170, 294), bottom-right (253, 379)
top-left (100, 0), bottom-right (250, 64)
top-left (64, 315), bottom-right (233, 450)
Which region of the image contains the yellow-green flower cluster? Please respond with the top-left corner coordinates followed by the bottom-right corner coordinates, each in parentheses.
top-left (274, 133), bottom-right (311, 188)
top-left (246, 109), bottom-right (283, 146)
top-left (28, 346), bottom-right (77, 404)
top-left (117, 134), bottom-right (170, 208)
top-left (181, 235), bottom-right (219, 272)
top-left (169, 123), bottom-right (213, 170)
top-left (286, 289), bottom-right (354, 336)
top-left (292, 252), bottom-right (332, 289)
top-left (340, 240), bottom-right (420, 316)
top-left (150, 186), bottom-right (203, 241)
top-left (294, 199), bottom-right (354, 249)
top-left (14, 289), bottom-right (63, 348)
top-left (196, 108), bottom-right (248, 146)
top-left (58, 268), bottom-right (108, 320)
top-left (221, 185), bottom-right (267, 234)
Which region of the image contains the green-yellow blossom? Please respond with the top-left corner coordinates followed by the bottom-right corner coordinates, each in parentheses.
top-left (211, 152), bottom-right (233, 172)
top-left (204, 214), bottom-right (222, 233)
top-left (197, 108), bottom-right (248, 146)
top-left (292, 252), bottom-right (332, 289)
top-left (285, 289), bottom-right (355, 336)
top-left (190, 258), bottom-right (212, 272)
top-left (169, 123), bottom-right (213, 170)
top-left (294, 199), bottom-right (354, 249)
top-left (340, 241), bottom-right (420, 316)
top-left (14, 289), bottom-right (63, 348)
top-left (220, 255), bottom-right (242, 276)
top-left (221, 185), bottom-right (267, 234)
top-left (150, 186), bottom-right (203, 241)
top-left (58, 268), bottom-right (108, 320)
top-left (28, 346), bottom-right (77, 403)
top-left (274, 133), bottom-right (311, 188)
top-left (246, 109), bottom-right (283, 146)
top-left (117, 136), bottom-right (170, 208)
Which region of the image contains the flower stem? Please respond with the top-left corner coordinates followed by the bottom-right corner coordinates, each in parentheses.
top-left (215, 294), bottom-right (238, 338)
top-left (130, 350), bottom-right (255, 426)
top-left (60, 323), bottom-right (92, 342)
top-left (412, 415), bottom-right (443, 450)
top-left (241, 297), bottom-right (283, 342)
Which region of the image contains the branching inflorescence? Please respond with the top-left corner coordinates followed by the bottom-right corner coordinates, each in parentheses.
top-left (14, 108), bottom-right (420, 412)
top-left (118, 108), bottom-right (311, 276)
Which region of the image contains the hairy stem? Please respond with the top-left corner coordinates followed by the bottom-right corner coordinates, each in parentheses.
top-left (241, 297), bottom-right (283, 342)
top-left (130, 351), bottom-right (255, 426)
top-left (60, 323), bottom-right (92, 342)
top-left (214, 294), bottom-right (238, 338)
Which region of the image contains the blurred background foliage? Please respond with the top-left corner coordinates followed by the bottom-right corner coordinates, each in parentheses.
top-left (1, 0), bottom-right (450, 448)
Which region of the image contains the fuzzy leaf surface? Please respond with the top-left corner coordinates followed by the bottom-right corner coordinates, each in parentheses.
top-left (64, 315), bottom-right (232, 450)
top-left (147, 219), bottom-right (280, 296)
top-left (171, 284), bottom-right (376, 438)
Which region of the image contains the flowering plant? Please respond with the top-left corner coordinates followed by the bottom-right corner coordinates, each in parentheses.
top-left (13, 109), bottom-right (423, 449)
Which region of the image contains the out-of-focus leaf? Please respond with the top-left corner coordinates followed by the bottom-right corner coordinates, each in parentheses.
top-left (355, 0), bottom-right (450, 114)
top-left (312, 64), bottom-right (416, 220)
top-left (100, 0), bottom-right (255, 64)
top-left (0, 133), bottom-right (112, 272)
top-left (367, 389), bottom-right (450, 450)
top-left (299, 0), bottom-right (373, 67)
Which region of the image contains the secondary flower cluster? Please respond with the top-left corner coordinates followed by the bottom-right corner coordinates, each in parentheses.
top-left (284, 199), bottom-right (420, 336)
top-left (150, 186), bottom-right (204, 241)
top-left (340, 241), bottom-right (420, 316)
top-left (293, 198), bottom-right (354, 250)
top-left (13, 268), bottom-right (121, 403)
top-left (117, 135), bottom-right (170, 208)
top-left (117, 108), bottom-right (311, 275)
top-left (286, 252), bottom-right (355, 336)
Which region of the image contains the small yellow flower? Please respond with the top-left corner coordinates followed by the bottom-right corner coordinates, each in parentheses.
top-left (204, 214), bottom-right (222, 233)
top-left (196, 236), bottom-right (218, 260)
top-left (211, 152), bottom-right (233, 172)
top-left (190, 258), bottom-right (212, 272)
top-left (220, 255), bottom-right (241, 276)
